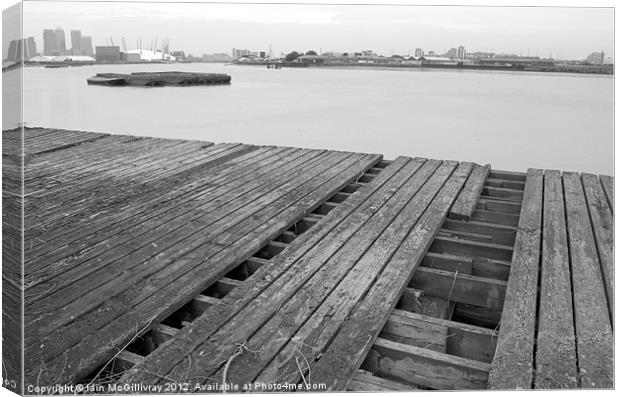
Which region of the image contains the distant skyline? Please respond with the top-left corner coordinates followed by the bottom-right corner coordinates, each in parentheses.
top-left (10, 1), bottom-right (616, 60)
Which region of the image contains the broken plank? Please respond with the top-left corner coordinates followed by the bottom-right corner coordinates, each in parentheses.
top-left (449, 163), bottom-right (490, 220)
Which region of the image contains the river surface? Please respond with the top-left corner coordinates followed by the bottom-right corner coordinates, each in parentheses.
top-left (7, 63), bottom-right (614, 174)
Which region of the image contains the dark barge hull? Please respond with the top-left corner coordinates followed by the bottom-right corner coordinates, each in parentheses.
top-left (86, 71), bottom-right (232, 86)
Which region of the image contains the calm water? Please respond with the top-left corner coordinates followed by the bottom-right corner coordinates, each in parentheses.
top-left (11, 63), bottom-right (615, 174)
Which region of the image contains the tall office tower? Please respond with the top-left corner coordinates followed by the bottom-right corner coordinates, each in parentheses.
top-left (6, 40), bottom-right (17, 61)
top-left (414, 48), bottom-right (423, 58)
top-left (71, 30), bottom-right (82, 54)
top-left (25, 37), bottom-right (36, 58)
top-left (80, 36), bottom-right (94, 56)
top-left (43, 29), bottom-right (56, 55)
top-left (457, 45), bottom-right (466, 60)
top-left (54, 27), bottom-right (66, 54)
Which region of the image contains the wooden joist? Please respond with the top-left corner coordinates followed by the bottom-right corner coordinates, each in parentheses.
top-left (388, 310), bottom-right (498, 363)
top-left (409, 267), bottom-right (506, 311)
top-left (441, 218), bottom-right (517, 246)
top-left (488, 168), bottom-right (543, 389)
top-left (348, 369), bottom-right (412, 391)
top-left (422, 252), bottom-right (510, 281)
top-left (429, 235), bottom-right (514, 262)
top-left (363, 338), bottom-right (490, 390)
top-left (398, 288), bottom-right (453, 320)
top-left (449, 163), bottom-right (490, 220)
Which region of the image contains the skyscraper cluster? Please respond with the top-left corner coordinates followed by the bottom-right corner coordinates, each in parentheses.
top-left (6, 37), bottom-right (36, 61)
top-left (70, 30), bottom-right (94, 56)
top-left (43, 27), bottom-right (93, 56)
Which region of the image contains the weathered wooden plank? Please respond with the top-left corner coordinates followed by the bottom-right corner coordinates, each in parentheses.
top-left (363, 338), bottom-right (490, 390)
top-left (187, 159), bottom-right (448, 388)
top-left (24, 148), bottom-right (315, 301)
top-left (27, 150), bottom-right (344, 336)
top-left (534, 170), bottom-right (578, 389)
top-left (121, 156), bottom-right (411, 386)
top-left (581, 173), bottom-right (614, 322)
top-left (488, 168), bottom-right (543, 389)
top-left (307, 162), bottom-right (473, 390)
top-left (598, 175), bottom-right (613, 214)
top-left (563, 172), bottom-right (613, 388)
top-left (449, 163), bottom-right (490, 220)
top-left (30, 153), bottom-right (382, 386)
top-left (24, 146), bottom-right (287, 266)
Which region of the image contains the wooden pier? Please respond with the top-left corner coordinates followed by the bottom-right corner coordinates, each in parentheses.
top-left (2, 127), bottom-right (613, 393)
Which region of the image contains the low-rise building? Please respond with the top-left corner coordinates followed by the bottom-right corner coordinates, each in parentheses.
top-left (95, 46), bottom-right (121, 62)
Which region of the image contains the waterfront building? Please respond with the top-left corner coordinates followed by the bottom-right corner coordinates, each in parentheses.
top-left (171, 51), bottom-right (185, 60)
top-left (446, 48), bottom-right (458, 59)
top-left (95, 46), bottom-right (121, 62)
top-left (420, 56), bottom-right (459, 65)
top-left (232, 48), bottom-right (251, 58)
top-left (414, 48), bottom-right (423, 57)
top-left (457, 45), bottom-right (466, 60)
top-left (586, 51), bottom-right (605, 65)
top-left (202, 53), bottom-right (233, 62)
top-left (125, 49), bottom-right (176, 61)
top-left (478, 56), bottom-right (553, 67)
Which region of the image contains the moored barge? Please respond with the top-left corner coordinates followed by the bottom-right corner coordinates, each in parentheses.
top-left (86, 71), bottom-right (231, 87)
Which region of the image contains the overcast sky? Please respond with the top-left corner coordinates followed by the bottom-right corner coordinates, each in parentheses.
top-left (12, 0), bottom-right (616, 59)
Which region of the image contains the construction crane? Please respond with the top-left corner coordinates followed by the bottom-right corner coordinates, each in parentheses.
top-left (109, 37), bottom-right (115, 47)
top-left (121, 37), bottom-right (127, 52)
